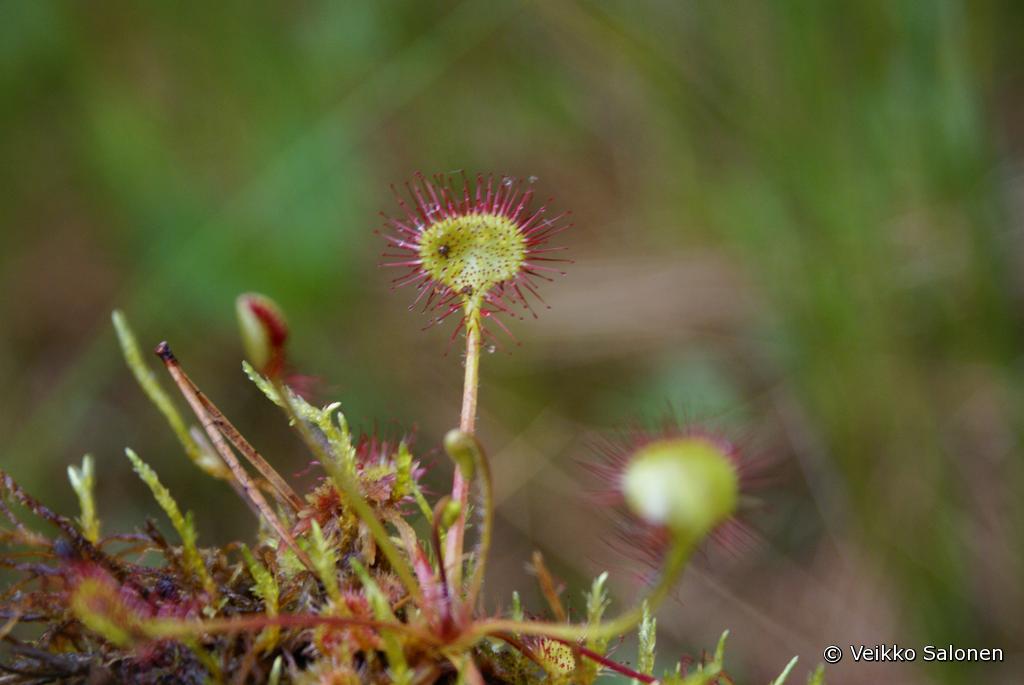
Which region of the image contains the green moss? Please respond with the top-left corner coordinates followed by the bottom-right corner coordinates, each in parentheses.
top-left (241, 544), bottom-right (280, 653)
top-left (67, 455), bottom-right (100, 543)
top-left (125, 448), bottom-right (216, 599)
top-left (113, 311), bottom-right (228, 480)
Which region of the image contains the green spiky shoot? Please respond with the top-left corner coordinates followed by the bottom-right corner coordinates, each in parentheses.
top-left (264, 368), bottom-right (424, 606)
top-left (125, 448), bottom-right (217, 599)
top-left (350, 558), bottom-right (412, 683)
top-left (308, 520), bottom-right (342, 604)
top-left (635, 602), bottom-right (656, 683)
top-left (67, 455), bottom-right (99, 543)
top-left (240, 544), bottom-right (281, 653)
top-left (242, 360), bottom-right (357, 473)
top-left (112, 310), bottom-right (228, 480)
top-left (574, 572), bottom-right (610, 684)
top-left (770, 656), bottom-right (800, 685)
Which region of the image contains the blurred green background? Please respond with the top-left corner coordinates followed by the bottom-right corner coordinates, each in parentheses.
top-left (1, 1), bottom-right (1022, 682)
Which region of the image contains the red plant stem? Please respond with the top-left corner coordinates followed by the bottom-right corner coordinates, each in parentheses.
top-left (446, 303), bottom-right (482, 593)
top-left (569, 641), bottom-right (658, 683)
top-left (459, 311), bottom-right (481, 435)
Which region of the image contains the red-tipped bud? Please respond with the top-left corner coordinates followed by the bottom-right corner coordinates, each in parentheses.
top-left (236, 293), bottom-right (289, 378)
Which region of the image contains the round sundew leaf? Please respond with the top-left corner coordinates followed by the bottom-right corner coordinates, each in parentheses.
top-left (380, 173), bottom-right (572, 334)
top-left (622, 437), bottom-right (739, 541)
top-left (418, 212), bottom-right (527, 296)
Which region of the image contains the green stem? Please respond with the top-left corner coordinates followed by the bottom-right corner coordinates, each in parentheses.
top-left (459, 303), bottom-right (482, 435)
top-left (465, 538), bottom-right (692, 643)
top-left (446, 300), bottom-right (482, 592)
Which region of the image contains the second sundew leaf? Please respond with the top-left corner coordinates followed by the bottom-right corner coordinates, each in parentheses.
top-left (240, 544), bottom-right (280, 653)
top-left (124, 448), bottom-right (216, 599)
top-left (70, 573), bottom-right (225, 680)
top-left (70, 575), bottom-right (139, 647)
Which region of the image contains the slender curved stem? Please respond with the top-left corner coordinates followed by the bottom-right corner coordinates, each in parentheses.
top-left (446, 300), bottom-right (482, 592)
top-left (443, 431), bottom-right (493, 611)
top-left (463, 439), bottom-right (493, 611)
top-left (430, 496), bottom-right (453, 623)
top-left (464, 538), bottom-right (692, 644)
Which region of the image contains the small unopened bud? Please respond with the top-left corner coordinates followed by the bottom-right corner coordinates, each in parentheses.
top-left (622, 438), bottom-right (738, 541)
top-left (443, 429), bottom-right (477, 481)
top-left (236, 293), bottom-right (288, 377)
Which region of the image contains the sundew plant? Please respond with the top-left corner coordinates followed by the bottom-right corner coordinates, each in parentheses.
top-left (0, 173), bottom-right (824, 684)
